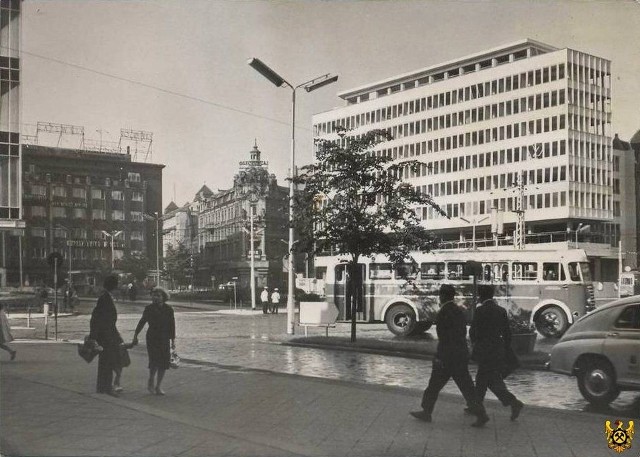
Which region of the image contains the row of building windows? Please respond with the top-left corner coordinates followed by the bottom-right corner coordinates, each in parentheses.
top-left (29, 185), bottom-right (144, 202)
top-left (31, 227), bottom-right (144, 241)
top-left (363, 113), bottom-right (568, 161)
top-left (417, 165), bottom-right (569, 198)
top-left (383, 141), bottom-right (568, 179)
top-left (316, 62), bottom-right (570, 135)
top-left (366, 89), bottom-right (567, 143)
top-left (28, 206), bottom-right (145, 221)
top-left (26, 169), bottom-right (142, 187)
top-left (419, 187), bottom-right (611, 221)
top-left (30, 248), bottom-right (120, 261)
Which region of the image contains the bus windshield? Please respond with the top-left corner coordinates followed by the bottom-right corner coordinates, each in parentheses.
top-left (568, 262), bottom-right (591, 282)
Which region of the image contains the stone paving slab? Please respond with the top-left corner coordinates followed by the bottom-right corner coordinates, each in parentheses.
top-left (0, 342), bottom-right (627, 457)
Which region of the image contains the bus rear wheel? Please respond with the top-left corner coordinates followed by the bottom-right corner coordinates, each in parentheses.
top-left (385, 304), bottom-right (417, 337)
top-left (535, 306), bottom-right (568, 338)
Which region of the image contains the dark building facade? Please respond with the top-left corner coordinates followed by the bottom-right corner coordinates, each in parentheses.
top-left (15, 144), bottom-right (164, 290)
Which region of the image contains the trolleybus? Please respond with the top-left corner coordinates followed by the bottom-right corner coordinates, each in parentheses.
top-left (314, 249), bottom-right (595, 338)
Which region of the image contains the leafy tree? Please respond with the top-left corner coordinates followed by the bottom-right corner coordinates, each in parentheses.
top-left (293, 128), bottom-right (446, 342)
top-left (118, 252), bottom-right (152, 282)
top-left (162, 242), bottom-right (191, 289)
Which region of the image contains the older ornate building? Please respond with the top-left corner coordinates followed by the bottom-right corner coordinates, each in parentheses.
top-left (196, 143), bottom-right (288, 294)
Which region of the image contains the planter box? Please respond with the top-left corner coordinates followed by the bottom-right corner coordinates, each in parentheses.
top-left (510, 333), bottom-right (537, 354)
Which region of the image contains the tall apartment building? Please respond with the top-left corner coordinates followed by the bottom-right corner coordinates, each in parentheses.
top-left (0, 0), bottom-right (25, 287)
top-left (313, 39), bottom-right (619, 280)
top-left (18, 142), bottom-right (164, 290)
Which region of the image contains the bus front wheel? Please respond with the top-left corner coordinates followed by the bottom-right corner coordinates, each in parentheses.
top-left (535, 306), bottom-right (568, 338)
top-left (385, 304), bottom-right (417, 337)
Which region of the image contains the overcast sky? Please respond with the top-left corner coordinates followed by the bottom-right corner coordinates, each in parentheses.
top-left (22, 0), bottom-right (640, 208)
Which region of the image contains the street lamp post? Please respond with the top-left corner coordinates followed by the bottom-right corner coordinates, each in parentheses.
top-left (143, 212), bottom-right (162, 286)
top-left (101, 230), bottom-right (123, 270)
top-left (248, 57), bottom-right (338, 335)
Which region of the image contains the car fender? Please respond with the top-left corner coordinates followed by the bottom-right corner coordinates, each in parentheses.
top-left (549, 339), bottom-right (605, 375)
top-left (531, 300), bottom-right (574, 325)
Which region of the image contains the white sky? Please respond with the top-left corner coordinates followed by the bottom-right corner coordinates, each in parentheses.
top-left (21, 0), bottom-right (640, 208)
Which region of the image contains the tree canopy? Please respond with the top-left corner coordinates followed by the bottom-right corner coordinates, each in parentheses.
top-left (293, 128), bottom-right (446, 341)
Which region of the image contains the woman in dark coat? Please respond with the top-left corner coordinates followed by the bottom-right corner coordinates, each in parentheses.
top-left (132, 286), bottom-right (175, 395)
top-left (89, 274), bottom-right (122, 396)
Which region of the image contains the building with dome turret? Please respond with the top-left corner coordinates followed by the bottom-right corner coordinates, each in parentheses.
top-left (194, 142), bottom-right (290, 295)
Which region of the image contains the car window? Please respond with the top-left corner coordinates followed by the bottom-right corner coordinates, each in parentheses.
top-left (614, 304), bottom-right (640, 329)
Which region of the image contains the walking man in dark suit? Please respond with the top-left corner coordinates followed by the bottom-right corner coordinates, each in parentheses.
top-left (410, 284), bottom-right (489, 427)
top-left (469, 284), bottom-right (524, 420)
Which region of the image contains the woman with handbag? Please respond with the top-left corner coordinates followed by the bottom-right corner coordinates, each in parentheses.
top-left (132, 286), bottom-right (176, 396)
top-left (89, 274), bottom-right (123, 396)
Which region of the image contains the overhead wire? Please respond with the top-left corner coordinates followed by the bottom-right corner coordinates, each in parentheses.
top-left (4, 45), bottom-right (312, 131)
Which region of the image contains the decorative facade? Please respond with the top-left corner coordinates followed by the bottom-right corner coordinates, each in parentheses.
top-left (196, 143), bottom-right (288, 295)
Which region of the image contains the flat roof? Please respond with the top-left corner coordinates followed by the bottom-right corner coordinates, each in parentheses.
top-left (337, 38), bottom-right (559, 100)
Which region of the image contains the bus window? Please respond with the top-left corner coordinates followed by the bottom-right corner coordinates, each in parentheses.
top-left (315, 266), bottom-right (327, 281)
top-left (482, 262), bottom-right (508, 282)
top-left (395, 263), bottom-right (418, 280)
top-left (447, 262), bottom-right (470, 280)
top-left (512, 262), bottom-right (538, 281)
top-left (370, 263), bottom-right (393, 280)
top-left (421, 262), bottom-right (444, 280)
top-left (335, 264), bottom-right (346, 282)
top-left (542, 263), bottom-right (560, 281)
top-left (567, 262), bottom-right (581, 282)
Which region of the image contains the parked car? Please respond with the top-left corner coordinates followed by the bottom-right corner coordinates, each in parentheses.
top-left (549, 296), bottom-right (640, 406)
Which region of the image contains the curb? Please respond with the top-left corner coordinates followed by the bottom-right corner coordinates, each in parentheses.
top-left (282, 337), bottom-right (551, 371)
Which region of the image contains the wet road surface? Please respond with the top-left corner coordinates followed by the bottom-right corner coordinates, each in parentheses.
top-left (28, 303), bottom-right (640, 418)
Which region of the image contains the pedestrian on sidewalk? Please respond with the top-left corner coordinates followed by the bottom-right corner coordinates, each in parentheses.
top-left (469, 284), bottom-right (524, 421)
top-left (270, 288), bottom-right (280, 314)
top-left (261, 287), bottom-right (270, 314)
top-left (132, 286), bottom-right (176, 396)
top-left (0, 303), bottom-right (17, 361)
top-left (410, 284), bottom-right (489, 427)
top-left (89, 274), bottom-right (123, 396)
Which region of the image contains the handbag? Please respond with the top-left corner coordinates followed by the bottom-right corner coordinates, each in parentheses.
top-left (119, 344), bottom-right (131, 368)
top-left (77, 336), bottom-right (103, 363)
top-left (169, 350), bottom-right (180, 369)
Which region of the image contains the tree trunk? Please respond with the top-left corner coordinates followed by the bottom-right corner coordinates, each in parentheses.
top-left (350, 256), bottom-right (359, 343)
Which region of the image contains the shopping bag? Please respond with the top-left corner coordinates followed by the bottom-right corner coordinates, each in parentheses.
top-left (77, 337), bottom-right (102, 363)
top-left (169, 350), bottom-right (180, 369)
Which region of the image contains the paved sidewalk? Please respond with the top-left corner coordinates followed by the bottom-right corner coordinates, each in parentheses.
top-left (0, 342), bottom-right (620, 457)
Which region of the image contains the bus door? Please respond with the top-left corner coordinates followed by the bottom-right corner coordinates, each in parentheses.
top-left (334, 263), bottom-right (366, 321)
top-left (510, 261), bottom-right (540, 313)
top-left (480, 261), bottom-right (511, 310)
top-left (539, 261), bottom-right (572, 306)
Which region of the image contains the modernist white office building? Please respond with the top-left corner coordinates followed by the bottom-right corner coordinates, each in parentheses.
top-left (312, 39), bottom-right (625, 280)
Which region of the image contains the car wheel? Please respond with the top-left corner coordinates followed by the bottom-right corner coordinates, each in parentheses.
top-left (535, 306), bottom-right (568, 338)
top-left (577, 359), bottom-right (620, 406)
top-left (385, 304), bottom-right (417, 337)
